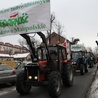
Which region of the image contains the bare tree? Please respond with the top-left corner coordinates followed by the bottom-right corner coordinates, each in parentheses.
top-left (53, 21), bottom-right (64, 35)
top-left (46, 13), bottom-right (55, 44)
top-left (18, 34), bottom-right (41, 51)
top-left (53, 21), bottom-right (64, 42)
top-left (47, 13), bottom-right (65, 44)
top-left (30, 36), bottom-right (41, 47)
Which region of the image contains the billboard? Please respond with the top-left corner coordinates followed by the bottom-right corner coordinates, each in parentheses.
top-left (0, 0), bottom-right (50, 36)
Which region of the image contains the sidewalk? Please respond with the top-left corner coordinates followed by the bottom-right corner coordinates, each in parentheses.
top-left (86, 67), bottom-right (98, 98)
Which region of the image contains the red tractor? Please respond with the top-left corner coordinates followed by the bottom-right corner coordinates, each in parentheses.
top-left (16, 32), bottom-right (74, 98)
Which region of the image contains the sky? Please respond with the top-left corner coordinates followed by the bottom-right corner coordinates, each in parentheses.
top-left (0, 0), bottom-right (98, 49)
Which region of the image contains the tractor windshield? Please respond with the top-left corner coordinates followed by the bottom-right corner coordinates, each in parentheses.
top-left (37, 46), bottom-right (58, 60)
top-left (72, 51), bottom-right (82, 59)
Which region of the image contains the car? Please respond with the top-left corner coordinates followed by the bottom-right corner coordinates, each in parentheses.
top-left (0, 64), bottom-right (16, 85)
top-left (15, 61), bottom-right (32, 75)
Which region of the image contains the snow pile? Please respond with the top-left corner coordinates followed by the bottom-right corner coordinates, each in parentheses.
top-left (89, 71), bottom-right (98, 98)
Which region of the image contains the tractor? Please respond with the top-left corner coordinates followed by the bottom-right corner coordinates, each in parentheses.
top-left (71, 44), bottom-right (88, 75)
top-left (16, 32), bottom-right (74, 98)
top-left (86, 52), bottom-right (96, 68)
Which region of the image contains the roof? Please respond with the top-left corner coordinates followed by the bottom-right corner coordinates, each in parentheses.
top-left (13, 53), bottom-right (29, 58)
top-left (48, 32), bottom-right (65, 39)
top-left (0, 53), bottom-right (30, 58)
top-left (0, 54), bottom-right (13, 58)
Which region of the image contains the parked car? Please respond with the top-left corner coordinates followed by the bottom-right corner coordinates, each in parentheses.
top-left (15, 61), bottom-right (32, 75)
top-left (0, 64), bottom-right (16, 85)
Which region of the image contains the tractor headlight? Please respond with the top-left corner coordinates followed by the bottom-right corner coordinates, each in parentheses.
top-left (72, 62), bottom-right (76, 64)
top-left (73, 62), bottom-right (76, 64)
top-left (72, 62), bottom-right (74, 64)
top-left (28, 76), bottom-right (32, 79)
top-left (34, 76), bottom-right (38, 80)
top-left (28, 76), bottom-right (38, 80)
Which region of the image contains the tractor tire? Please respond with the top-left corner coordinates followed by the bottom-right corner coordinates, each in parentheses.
top-left (16, 72), bottom-right (31, 94)
top-left (89, 61), bottom-right (93, 68)
top-left (84, 64), bottom-right (88, 73)
top-left (62, 63), bottom-right (74, 87)
top-left (48, 71), bottom-right (61, 98)
top-left (10, 82), bottom-right (15, 86)
top-left (80, 64), bottom-right (84, 75)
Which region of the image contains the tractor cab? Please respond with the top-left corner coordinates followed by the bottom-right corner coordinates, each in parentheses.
top-left (37, 44), bottom-right (68, 71)
top-left (71, 51), bottom-right (85, 63)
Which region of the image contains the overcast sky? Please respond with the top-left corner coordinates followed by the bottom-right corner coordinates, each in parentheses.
top-left (0, 0), bottom-right (98, 49)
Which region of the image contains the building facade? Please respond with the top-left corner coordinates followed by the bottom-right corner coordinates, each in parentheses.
top-left (46, 32), bottom-right (65, 45)
top-left (0, 42), bottom-right (27, 55)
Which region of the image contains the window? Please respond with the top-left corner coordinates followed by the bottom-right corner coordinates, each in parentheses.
top-left (3, 47), bottom-right (5, 50)
top-left (61, 49), bottom-right (67, 59)
top-left (72, 52), bottom-right (82, 58)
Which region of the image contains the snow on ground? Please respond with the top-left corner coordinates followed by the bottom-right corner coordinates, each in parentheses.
top-left (87, 70), bottom-right (98, 98)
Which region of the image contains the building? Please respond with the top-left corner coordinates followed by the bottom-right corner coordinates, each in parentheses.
top-left (0, 42), bottom-right (27, 55)
top-left (46, 32), bottom-right (65, 45)
top-left (0, 53), bottom-right (14, 61)
top-left (0, 33), bottom-right (72, 61)
top-left (13, 53), bottom-right (31, 61)
top-left (46, 32), bottom-right (72, 60)
top-left (0, 52), bottom-right (30, 62)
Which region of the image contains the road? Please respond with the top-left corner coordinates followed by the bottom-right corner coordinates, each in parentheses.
top-left (0, 66), bottom-right (97, 98)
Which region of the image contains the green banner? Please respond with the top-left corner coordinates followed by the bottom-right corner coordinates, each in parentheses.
top-left (0, 0), bottom-right (50, 36)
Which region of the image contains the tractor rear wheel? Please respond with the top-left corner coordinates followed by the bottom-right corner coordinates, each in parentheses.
top-left (62, 63), bottom-right (74, 87)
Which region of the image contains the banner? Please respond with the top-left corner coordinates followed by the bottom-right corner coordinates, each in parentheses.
top-left (0, 0), bottom-right (50, 36)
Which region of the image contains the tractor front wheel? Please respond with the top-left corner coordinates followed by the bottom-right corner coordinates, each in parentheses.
top-left (16, 72), bottom-right (31, 94)
top-left (80, 64), bottom-right (85, 75)
top-left (48, 71), bottom-right (61, 98)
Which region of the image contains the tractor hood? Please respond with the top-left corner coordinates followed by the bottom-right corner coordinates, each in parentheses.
top-left (71, 57), bottom-right (79, 62)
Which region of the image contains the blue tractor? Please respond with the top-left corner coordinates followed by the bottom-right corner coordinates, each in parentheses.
top-left (71, 45), bottom-right (88, 75)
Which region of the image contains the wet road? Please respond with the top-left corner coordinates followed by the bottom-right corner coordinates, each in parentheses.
top-left (0, 66), bottom-right (97, 98)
